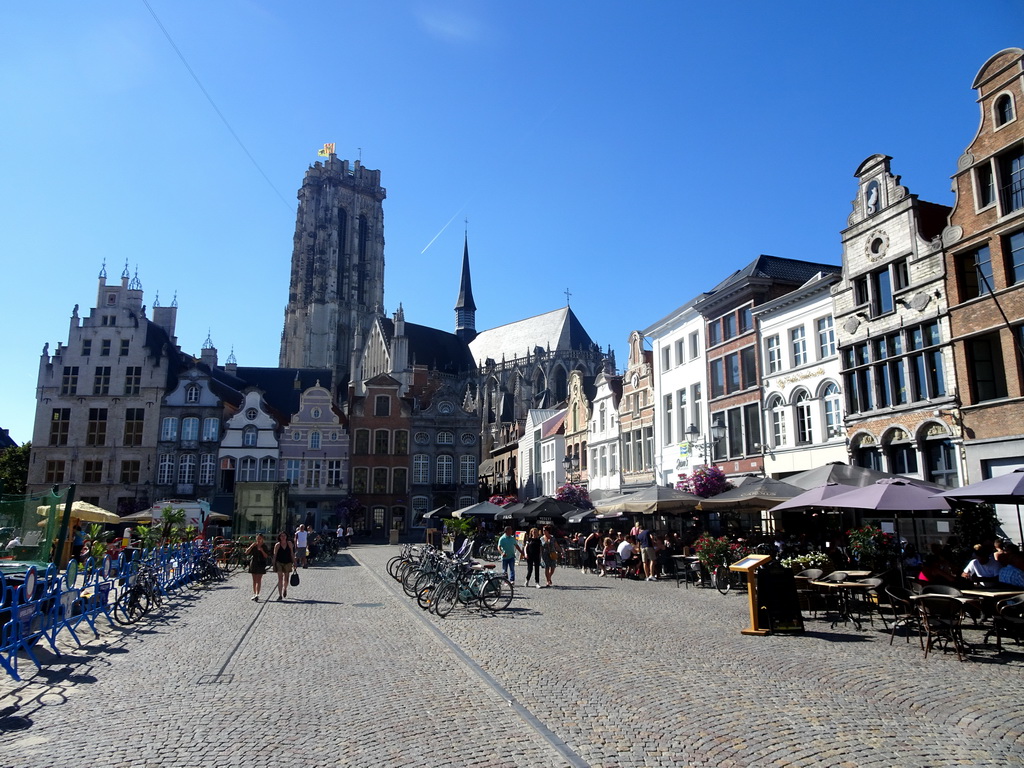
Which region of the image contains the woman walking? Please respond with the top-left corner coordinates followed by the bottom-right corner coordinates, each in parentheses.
top-left (271, 531), bottom-right (295, 600)
top-left (540, 525), bottom-right (562, 588)
top-left (524, 528), bottom-right (542, 588)
top-left (246, 533), bottom-right (270, 601)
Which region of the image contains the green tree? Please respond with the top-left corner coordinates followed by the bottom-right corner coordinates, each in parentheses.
top-left (0, 442), bottom-right (30, 495)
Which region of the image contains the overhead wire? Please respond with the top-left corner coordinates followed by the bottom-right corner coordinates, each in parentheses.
top-left (140, 0), bottom-right (293, 213)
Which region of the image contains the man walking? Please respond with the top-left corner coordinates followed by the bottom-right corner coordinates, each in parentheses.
top-left (498, 526), bottom-right (525, 585)
top-left (295, 524), bottom-right (309, 569)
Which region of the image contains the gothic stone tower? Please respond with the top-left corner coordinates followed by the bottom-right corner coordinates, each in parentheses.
top-left (279, 154), bottom-right (386, 381)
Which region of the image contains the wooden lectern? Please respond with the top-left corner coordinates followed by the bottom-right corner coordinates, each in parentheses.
top-left (730, 554), bottom-right (773, 635)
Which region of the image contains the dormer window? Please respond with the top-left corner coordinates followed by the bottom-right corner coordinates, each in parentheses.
top-left (186, 385), bottom-right (200, 403)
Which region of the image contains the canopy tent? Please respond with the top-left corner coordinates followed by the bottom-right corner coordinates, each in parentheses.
top-left (36, 501), bottom-right (119, 525)
top-left (595, 485), bottom-right (701, 514)
top-left (936, 467), bottom-right (1024, 543)
top-left (452, 501), bottom-right (507, 519)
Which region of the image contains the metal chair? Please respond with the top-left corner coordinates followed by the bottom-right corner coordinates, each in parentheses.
top-left (850, 577), bottom-right (888, 628)
top-left (985, 594), bottom-right (1024, 653)
top-left (918, 595), bottom-right (968, 661)
top-left (885, 586), bottom-right (924, 647)
top-left (794, 569), bottom-right (825, 616)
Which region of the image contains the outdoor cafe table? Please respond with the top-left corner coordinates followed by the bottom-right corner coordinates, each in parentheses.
top-left (811, 580), bottom-right (873, 629)
top-left (843, 570), bottom-right (872, 579)
top-left (672, 555), bottom-right (700, 588)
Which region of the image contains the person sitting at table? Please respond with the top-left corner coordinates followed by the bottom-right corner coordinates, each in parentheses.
top-left (962, 543), bottom-right (1001, 585)
top-left (617, 535), bottom-right (640, 576)
top-left (598, 537), bottom-right (617, 576)
top-left (995, 539), bottom-right (1024, 588)
top-left (918, 554), bottom-right (958, 586)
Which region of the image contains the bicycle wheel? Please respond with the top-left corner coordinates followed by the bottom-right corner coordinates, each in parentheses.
top-left (416, 579), bottom-right (439, 611)
top-left (386, 556), bottom-right (404, 581)
top-left (114, 588), bottom-right (149, 625)
top-left (404, 567), bottom-right (428, 597)
top-left (480, 576), bottom-right (514, 611)
top-left (714, 565), bottom-right (731, 595)
top-left (434, 582), bottom-right (458, 617)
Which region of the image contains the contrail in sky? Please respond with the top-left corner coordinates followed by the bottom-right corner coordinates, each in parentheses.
top-left (420, 201), bottom-right (471, 254)
top-left (420, 104), bottom-right (559, 254)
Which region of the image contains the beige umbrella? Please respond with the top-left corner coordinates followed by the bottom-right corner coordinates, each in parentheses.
top-left (37, 501), bottom-right (120, 524)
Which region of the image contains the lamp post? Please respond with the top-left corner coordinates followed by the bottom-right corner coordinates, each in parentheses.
top-left (562, 453), bottom-right (581, 484)
top-left (504, 470), bottom-right (515, 495)
top-left (685, 418), bottom-right (726, 463)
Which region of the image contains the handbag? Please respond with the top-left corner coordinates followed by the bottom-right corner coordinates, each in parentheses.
top-left (290, 570), bottom-right (300, 587)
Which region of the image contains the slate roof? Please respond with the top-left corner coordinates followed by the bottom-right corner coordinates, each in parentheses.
top-left (469, 307), bottom-right (597, 366)
top-left (379, 318), bottom-right (475, 375)
top-left (694, 255), bottom-right (841, 313)
top-left (227, 367), bottom-right (334, 418)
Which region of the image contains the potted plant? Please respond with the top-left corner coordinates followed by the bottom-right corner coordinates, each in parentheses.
top-left (846, 524), bottom-right (896, 571)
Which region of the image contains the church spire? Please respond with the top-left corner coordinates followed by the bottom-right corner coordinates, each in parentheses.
top-left (455, 232), bottom-right (477, 343)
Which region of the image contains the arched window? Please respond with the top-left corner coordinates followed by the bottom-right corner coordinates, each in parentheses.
top-left (238, 457), bottom-right (257, 482)
top-left (436, 455), bottom-right (454, 485)
top-left (260, 457), bottom-right (276, 481)
top-left (996, 94), bottom-right (1015, 126)
top-left (243, 426), bottom-right (258, 447)
top-left (158, 454), bottom-right (175, 484)
top-left (181, 417), bottom-right (200, 441)
top-left (437, 431), bottom-right (454, 445)
top-left (598, 402), bottom-right (607, 432)
top-left (185, 385), bottom-right (200, 403)
top-left (822, 382), bottom-right (842, 438)
top-left (178, 454), bottom-right (196, 484)
top-left (793, 389), bottom-right (812, 445)
top-left (767, 394), bottom-right (787, 448)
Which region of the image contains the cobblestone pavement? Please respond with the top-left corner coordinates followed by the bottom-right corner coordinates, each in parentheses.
top-left (2, 546), bottom-right (1024, 768)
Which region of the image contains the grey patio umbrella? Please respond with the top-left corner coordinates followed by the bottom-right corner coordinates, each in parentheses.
top-left (421, 505), bottom-right (454, 521)
top-left (595, 485), bottom-right (702, 514)
top-left (697, 476), bottom-right (802, 510)
top-left (828, 479), bottom-right (952, 583)
top-left (769, 482), bottom-right (854, 512)
top-left (452, 501), bottom-right (507, 519)
top-left (936, 468), bottom-right (1024, 544)
top-left (783, 462), bottom-right (914, 491)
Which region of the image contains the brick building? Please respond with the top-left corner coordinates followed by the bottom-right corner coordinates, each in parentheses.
top-left (943, 47), bottom-right (1024, 499)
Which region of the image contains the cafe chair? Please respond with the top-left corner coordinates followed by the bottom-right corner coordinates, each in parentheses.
top-left (885, 586), bottom-right (924, 648)
top-left (918, 595), bottom-right (968, 661)
top-left (794, 569), bottom-right (825, 616)
top-left (984, 594), bottom-right (1024, 653)
top-left (850, 577), bottom-right (888, 629)
top-left (820, 571), bottom-right (849, 583)
top-left (922, 584), bottom-right (964, 597)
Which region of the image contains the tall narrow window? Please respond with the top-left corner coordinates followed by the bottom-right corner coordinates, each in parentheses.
top-left (768, 395), bottom-right (786, 448)
top-left (460, 455), bottom-right (476, 485)
top-left (202, 417), bottom-right (219, 442)
top-left (309, 431), bottom-right (322, 450)
top-left (740, 346), bottom-right (757, 389)
top-left (306, 460), bottom-right (323, 488)
top-left (1007, 230), bottom-right (1024, 286)
top-left (354, 429), bottom-right (369, 454)
top-left (242, 426), bottom-right (258, 447)
top-left (967, 332), bottom-right (1008, 402)
top-left (392, 467), bottom-right (408, 493)
top-left (124, 366), bottom-right (142, 395)
top-left (823, 383), bottom-right (842, 438)
top-left (394, 430), bottom-right (408, 455)
top-left (999, 146), bottom-right (1024, 213)
top-left (100, 339), bottom-right (111, 356)
top-left (374, 395), bottom-right (390, 416)
top-left (61, 366), bottom-right (79, 395)
top-left (93, 366), bottom-right (111, 395)
top-left (663, 394), bottom-right (673, 445)
top-left (119, 339), bottom-right (130, 356)
top-left (178, 454), bottom-right (196, 485)
top-left (285, 460), bottom-right (301, 486)
top-left (436, 455), bottom-right (454, 484)
top-left (791, 327), bottom-right (807, 366)
top-left (794, 390), bottom-right (813, 445)
top-left (181, 417), bottom-right (200, 441)
top-left (260, 457), bottom-right (276, 481)
top-left (817, 317), bottom-right (835, 358)
top-left (958, 245), bottom-right (994, 299)
top-left (374, 430), bottom-right (389, 454)
top-left (86, 409), bottom-right (108, 446)
top-left (413, 455), bottom-right (430, 484)
top-left (199, 454), bottom-right (216, 485)
top-left (160, 417), bottom-right (178, 441)
top-left (185, 385), bottom-right (200, 403)
top-left (995, 94), bottom-right (1015, 127)
top-left (158, 454), bottom-right (174, 485)
top-left (766, 335), bottom-right (781, 374)
top-left (123, 408), bottom-right (145, 446)
top-left (50, 408), bottom-right (70, 445)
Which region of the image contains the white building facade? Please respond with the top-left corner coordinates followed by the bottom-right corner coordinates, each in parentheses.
top-left (586, 370), bottom-right (623, 500)
top-left (755, 273), bottom-right (848, 477)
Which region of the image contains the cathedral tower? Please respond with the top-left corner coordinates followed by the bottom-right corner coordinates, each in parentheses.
top-left (279, 154), bottom-right (387, 381)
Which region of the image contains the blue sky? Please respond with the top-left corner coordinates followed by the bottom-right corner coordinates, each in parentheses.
top-left (1, 1), bottom-right (1021, 444)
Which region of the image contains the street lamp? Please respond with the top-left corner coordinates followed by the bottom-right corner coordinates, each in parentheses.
top-left (504, 470), bottom-right (515, 494)
top-left (562, 453), bottom-right (580, 484)
top-left (685, 418), bottom-right (726, 461)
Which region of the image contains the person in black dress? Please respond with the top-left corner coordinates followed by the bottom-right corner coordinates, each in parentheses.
top-left (246, 533), bottom-right (270, 601)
